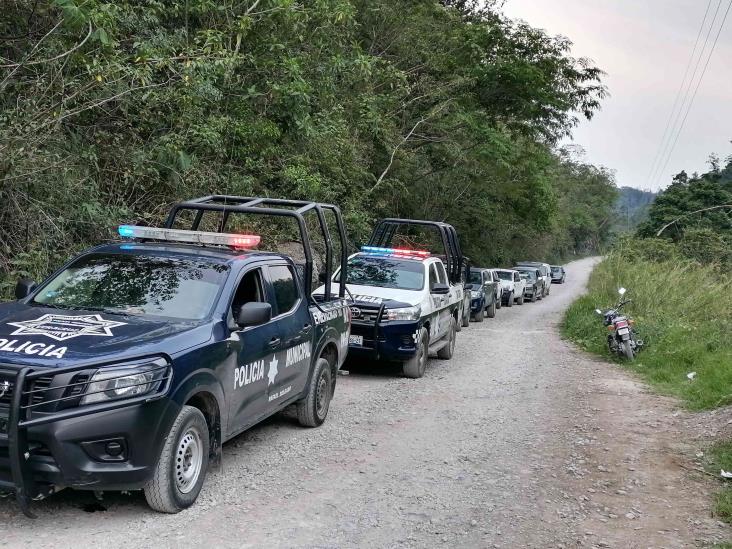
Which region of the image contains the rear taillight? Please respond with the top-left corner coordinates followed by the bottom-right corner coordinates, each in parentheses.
top-left (615, 320), bottom-right (628, 329)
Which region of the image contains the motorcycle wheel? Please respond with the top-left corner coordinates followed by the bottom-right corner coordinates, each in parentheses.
top-left (622, 340), bottom-right (634, 361)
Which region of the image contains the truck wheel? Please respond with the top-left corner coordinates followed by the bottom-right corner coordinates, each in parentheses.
top-left (531, 291), bottom-right (537, 303)
top-left (506, 292), bottom-right (513, 307)
top-left (495, 296), bottom-right (502, 310)
top-left (437, 317), bottom-right (456, 360)
top-left (486, 300), bottom-right (496, 318)
top-left (461, 305), bottom-right (469, 328)
top-left (144, 405), bottom-right (209, 514)
top-left (403, 327), bottom-right (429, 378)
top-left (517, 293), bottom-right (525, 305)
top-left (297, 357), bottom-right (333, 427)
top-left (473, 308), bottom-right (484, 322)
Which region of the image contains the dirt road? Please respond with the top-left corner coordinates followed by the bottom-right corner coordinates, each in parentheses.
top-left (1, 257), bottom-right (729, 548)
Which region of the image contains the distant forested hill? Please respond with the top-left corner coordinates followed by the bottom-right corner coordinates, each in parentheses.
top-left (612, 187), bottom-right (657, 233)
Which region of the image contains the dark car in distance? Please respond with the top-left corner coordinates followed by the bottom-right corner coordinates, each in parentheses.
top-left (551, 265), bottom-right (566, 284)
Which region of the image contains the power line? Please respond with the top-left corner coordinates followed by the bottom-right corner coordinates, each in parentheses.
top-left (653, 0), bottom-right (732, 187)
top-left (645, 0), bottom-right (714, 185)
top-left (649, 0), bottom-right (724, 186)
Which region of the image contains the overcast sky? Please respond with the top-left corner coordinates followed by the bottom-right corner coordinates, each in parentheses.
top-left (501, 0), bottom-right (732, 191)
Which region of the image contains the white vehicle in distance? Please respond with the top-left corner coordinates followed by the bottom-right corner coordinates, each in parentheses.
top-left (515, 261), bottom-right (551, 297)
top-left (493, 269), bottom-right (526, 306)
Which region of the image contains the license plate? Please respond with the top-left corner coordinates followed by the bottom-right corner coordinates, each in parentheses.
top-left (617, 328), bottom-right (629, 335)
top-left (349, 335), bottom-right (363, 346)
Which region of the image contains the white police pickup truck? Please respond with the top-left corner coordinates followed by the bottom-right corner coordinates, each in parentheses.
top-left (324, 246), bottom-right (462, 378)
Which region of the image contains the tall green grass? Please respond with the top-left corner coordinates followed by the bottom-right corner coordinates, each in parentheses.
top-left (563, 246), bottom-right (732, 411)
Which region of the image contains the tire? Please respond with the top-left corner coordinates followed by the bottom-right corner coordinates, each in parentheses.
top-left (403, 327), bottom-right (429, 378)
top-left (495, 294), bottom-right (502, 310)
top-left (531, 291), bottom-right (538, 303)
top-left (437, 317), bottom-right (456, 359)
top-left (144, 405), bottom-right (210, 514)
top-left (297, 357), bottom-right (333, 427)
top-left (473, 308), bottom-right (484, 322)
top-left (461, 304), bottom-right (469, 328)
top-left (517, 293), bottom-right (525, 305)
top-left (622, 339), bottom-right (635, 361)
top-left (486, 300), bottom-right (496, 318)
top-left (506, 292), bottom-right (513, 307)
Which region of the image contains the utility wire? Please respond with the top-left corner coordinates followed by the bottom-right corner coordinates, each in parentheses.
top-left (650, 0), bottom-right (724, 186)
top-left (645, 0), bottom-right (714, 184)
top-left (653, 0), bottom-right (732, 187)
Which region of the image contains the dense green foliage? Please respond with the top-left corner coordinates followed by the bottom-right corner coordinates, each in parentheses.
top-left (564, 238), bottom-right (732, 411)
top-left (0, 0), bottom-right (616, 290)
top-left (638, 154), bottom-right (732, 267)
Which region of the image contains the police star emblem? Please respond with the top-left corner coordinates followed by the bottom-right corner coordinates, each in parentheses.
top-left (7, 314), bottom-right (127, 342)
top-left (267, 354), bottom-right (279, 385)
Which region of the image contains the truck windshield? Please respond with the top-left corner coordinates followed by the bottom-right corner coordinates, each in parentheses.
top-left (32, 253), bottom-right (229, 320)
top-left (518, 271), bottom-right (535, 281)
top-left (342, 256), bottom-right (424, 291)
top-left (496, 271), bottom-right (513, 281)
top-left (469, 271), bottom-right (483, 284)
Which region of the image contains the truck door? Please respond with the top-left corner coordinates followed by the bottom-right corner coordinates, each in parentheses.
top-left (262, 264), bottom-right (313, 413)
top-left (228, 267), bottom-right (279, 433)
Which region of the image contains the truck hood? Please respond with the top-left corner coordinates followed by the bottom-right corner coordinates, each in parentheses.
top-left (314, 284), bottom-right (421, 308)
top-left (0, 302), bottom-right (212, 368)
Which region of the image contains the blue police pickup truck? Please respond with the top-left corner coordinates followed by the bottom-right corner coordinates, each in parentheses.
top-left (0, 196), bottom-right (350, 516)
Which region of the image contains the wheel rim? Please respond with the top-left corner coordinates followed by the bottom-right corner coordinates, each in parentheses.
top-left (175, 427), bottom-right (203, 494)
top-left (316, 370), bottom-right (330, 419)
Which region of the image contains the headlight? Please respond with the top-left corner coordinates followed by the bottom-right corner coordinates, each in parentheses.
top-left (81, 358), bottom-right (169, 405)
top-left (470, 291), bottom-right (481, 298)
top-left (383, 305), bottom-right (421, 321)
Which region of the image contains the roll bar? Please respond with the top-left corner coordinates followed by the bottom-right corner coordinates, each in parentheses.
top-left (367, 218), bottom-right (464, 284)
top-left (163, 196), bottom-right (348, 301)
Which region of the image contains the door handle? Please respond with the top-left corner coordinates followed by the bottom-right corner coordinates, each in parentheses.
top-left (268, 337), bottom-right (281, 349)
top-left (301, 323), bottom-right (312, 334)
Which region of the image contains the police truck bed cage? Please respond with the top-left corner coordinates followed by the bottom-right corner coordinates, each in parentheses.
top-left (367, 218), bottom-right (464, 284)
top-left (161, 195), bottom-right (347, 302)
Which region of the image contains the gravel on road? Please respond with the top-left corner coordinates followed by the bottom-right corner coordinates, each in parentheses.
top-left (0, 257), bottom-right (728, 548)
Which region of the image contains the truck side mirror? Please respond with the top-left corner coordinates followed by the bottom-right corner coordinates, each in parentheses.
top-left (431, 283), bottom-right (450, 295)
top-left (15, 278), bottom-right (36, 300)
top-left (237, 302), bottom-right (272, 328)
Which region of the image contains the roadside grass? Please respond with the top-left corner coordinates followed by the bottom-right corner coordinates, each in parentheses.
top-left (707, 441), bottom-right (732, 524)
top-left (564, 246), bottom-right (732, 525)
top-left (563, 251), bottom-right (732, 411)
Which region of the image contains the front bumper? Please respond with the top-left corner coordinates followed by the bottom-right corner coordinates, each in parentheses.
top-left (470, 297), bottom-right (485, 313)
top-left (0, 362), bottom-right (173, 516)
top-left (348, 317), bottom-right (421, 363)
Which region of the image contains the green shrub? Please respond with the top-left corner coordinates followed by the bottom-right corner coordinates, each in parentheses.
top-left (563, 241), bottom-right (732, 410)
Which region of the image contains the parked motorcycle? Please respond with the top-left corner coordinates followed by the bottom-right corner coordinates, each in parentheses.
top-left (595, 287), bottom-right (643, 360)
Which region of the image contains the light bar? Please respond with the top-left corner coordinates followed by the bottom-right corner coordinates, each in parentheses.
top-left (118, 225), bottom-right (261, 249)
top-left (360, 246), bottom-right (430, 258)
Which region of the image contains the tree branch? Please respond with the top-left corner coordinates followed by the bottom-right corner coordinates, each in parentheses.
top-left (656, 204), bottom-right (732, 237)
